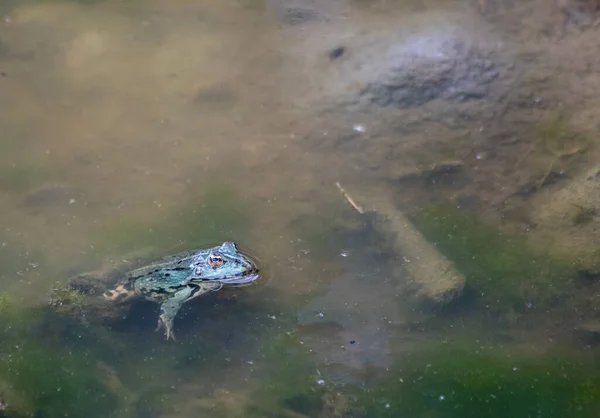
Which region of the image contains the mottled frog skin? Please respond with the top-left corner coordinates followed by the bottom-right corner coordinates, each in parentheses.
top-left (103, 241), bottom-right (259, 340)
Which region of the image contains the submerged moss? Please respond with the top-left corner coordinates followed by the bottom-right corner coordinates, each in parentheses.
top-left (412, 205), bottom-right (575, 311)
top-left (355, 345), bottom-right (600, 418)
top-left (0, 292), bottom-right (12, 314)
top-left (0, 299), bottom-right (121, 418)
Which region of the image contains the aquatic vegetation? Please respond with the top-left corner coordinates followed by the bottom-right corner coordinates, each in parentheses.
top-left (0, 293), bottom-right (12, 314)
top-left (0, 345), bottom-right (119, 418)
top-left (354, 344), bottom-right (600, 418)
top-left (0, 299), bottom-right (121, 418)
top-left (48, 281), bottom-right (88, 321)
top-left (412, 205), bottom-right (576, 311)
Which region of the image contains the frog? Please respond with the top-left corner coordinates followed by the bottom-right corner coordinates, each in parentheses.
top-left (100, 241), bottom-right (259, 341)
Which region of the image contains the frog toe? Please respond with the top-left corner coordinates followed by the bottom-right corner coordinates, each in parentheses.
top-left (157, 314), bottom-right (176, 341)
top-left (103, 285), bottom-right (135, 302)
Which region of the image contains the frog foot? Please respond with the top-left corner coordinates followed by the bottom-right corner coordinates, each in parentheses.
top-left (156, 314), bottom-right (176, 341)
top-left (103, 284), bottom-right (135, 302)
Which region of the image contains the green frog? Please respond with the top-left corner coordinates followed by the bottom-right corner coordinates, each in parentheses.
top-left (95, 241), bottom-right (259, 340)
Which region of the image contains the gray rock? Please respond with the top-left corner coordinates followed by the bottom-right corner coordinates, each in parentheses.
top-left (360, 43), bottom-right (499, 109)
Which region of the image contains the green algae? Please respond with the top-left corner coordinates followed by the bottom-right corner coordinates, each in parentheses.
top-left (412, 205), bottom-right (575, 311)
top-left (0, 295), bottom-right (121, 418)
top-left (354, 344), bottom-right (600, 418)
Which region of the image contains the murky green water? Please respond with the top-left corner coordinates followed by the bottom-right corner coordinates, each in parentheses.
top-left (2, 0), bottom-right (600, 417)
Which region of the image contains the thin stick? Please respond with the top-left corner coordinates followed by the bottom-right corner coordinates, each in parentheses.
top-left (335, 182), bottom-right (364, 214)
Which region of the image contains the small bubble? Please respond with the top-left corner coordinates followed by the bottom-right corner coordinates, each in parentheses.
top-left (385, 403), bottom-right (390, 409)
top-left (352, 124), bottom-right (366, 133)
top-left (340, 252), bottom-right (348, 257)
top-left (439, 395), bottom-right (444, 401)
top-left (316, 379), bottom-right (325, 385)
top-left (317, 312), bottom-right (324, 318)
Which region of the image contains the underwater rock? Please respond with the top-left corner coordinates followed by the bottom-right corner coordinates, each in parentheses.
top-left (529, 163), bottom-right (600, 268)
top-left (558, 0), bottom-right (599, 31)
top-left (359, 42), bottom-right (499, 108)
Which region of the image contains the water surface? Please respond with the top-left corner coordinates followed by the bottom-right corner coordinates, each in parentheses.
top-left (1, 0), bottom-right (600, 417)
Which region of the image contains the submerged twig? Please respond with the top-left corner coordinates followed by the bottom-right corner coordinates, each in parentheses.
top-left (335, 182), bottom-right (364, 214)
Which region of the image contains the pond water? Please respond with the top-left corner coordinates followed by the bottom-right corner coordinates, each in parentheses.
top-left (2, 0), bottom-right (600, 417)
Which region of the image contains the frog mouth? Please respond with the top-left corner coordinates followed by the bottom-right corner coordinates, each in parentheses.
top-left (215, 256), bottom-right (259, 286)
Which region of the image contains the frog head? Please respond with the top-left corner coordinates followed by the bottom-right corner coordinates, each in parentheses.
top-left (190, 242), bottom-right (259, 285)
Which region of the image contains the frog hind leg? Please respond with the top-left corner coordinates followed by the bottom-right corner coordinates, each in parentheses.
top-left (103, 283), bottom-right (136, 302)
top-left (156, 282), bottom-right (222, 341)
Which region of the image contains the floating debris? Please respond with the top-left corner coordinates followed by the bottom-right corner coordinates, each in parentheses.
top-left (352, 124), bottom-right (366, 133)
top-left (335, 182), bottom-right (364, 214)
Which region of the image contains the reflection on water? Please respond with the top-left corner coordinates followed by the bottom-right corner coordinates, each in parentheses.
top-left (2, 0), bottom-right (600, 416)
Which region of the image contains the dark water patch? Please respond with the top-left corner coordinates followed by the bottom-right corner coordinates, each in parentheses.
top-left (289, 210), bottom-right (375, 261)
top-left (247, 332), bottom-right (329, 416)
top-left (193, 85), bottom-right (237, 109)
top-left (21, 184), bottom-right (84, 212)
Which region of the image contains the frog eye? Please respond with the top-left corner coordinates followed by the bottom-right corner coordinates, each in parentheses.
top-left (208, 254), bottom-right (223, 268)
